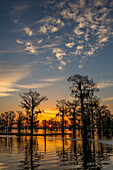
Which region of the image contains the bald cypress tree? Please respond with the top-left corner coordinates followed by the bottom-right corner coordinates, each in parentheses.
top-left (56, 99), bottom-right (68, 137)
top-left (67, 74), bottom-right (99, 140)
top-left (20, 89), bottom-right (48, 135)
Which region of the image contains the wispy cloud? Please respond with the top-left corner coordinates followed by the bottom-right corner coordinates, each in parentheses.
top-left (60, 8), bottom-right (78, 20)
top-left (102, 97), bottom-right (113, 102)
top-left (0, 65), bottom-right (30, 97)
top-left (0, 93), bottom-right (12, 97)
top-left (0, 64), bottom-right (54, 97)
top-left (78, 64), bottom-right (84, 69)
top-left (52, 48), bottom-right (66, 69)
top-left (16, 39), bottom-right (24, 44)
top-left (13, 2), bottom-right (30, 12)
top-left (41, 43), bottom-right (59, 49)
top-left (17, 83), bottom-right (52, 89)
top-left (73, 27), bottom-right (84, 35)
top-left (75, 45), bottom-right (84, 56)
top-left (98, 80), bottom-right (113, 89)
top-left (65, 42), bottom-right (75, 48)
top-left (99, 37), bottom-right (108, 43)
top-left (37, 39), bottom-right (43, 44)
top-left (25, 42), bottom-right (37, 54)
top-left (59, 0), bottom-right (113, 68)
top-left (39, 78), bottom-right (64, 82)
top-left (37, 16), bottom-right (64, 34)
top-left (23, 27), bottom-right (33, 36)
top-left (15, 0), bottom-right (113, 70)
top-left (40, 25), bottom-right (59, 34)
top-left (0, 49), bottom-right (24, 54)
top-left (11, 1), bottom-right (30, 15)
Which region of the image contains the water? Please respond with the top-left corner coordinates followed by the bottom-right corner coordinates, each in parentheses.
top-left (0, 134), bottom-right (113, 169)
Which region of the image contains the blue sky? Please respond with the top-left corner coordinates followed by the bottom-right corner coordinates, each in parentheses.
top-left (1, 0), bottom-right (113, 115)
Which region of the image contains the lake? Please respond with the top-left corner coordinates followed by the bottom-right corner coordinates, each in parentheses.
top-left (0, 133), bottom-right (113, 169)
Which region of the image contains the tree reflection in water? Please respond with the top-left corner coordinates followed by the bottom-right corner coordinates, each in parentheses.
top-left (18, 136), bottom-right (45, 170)
top-left (1, 136), bottom-right (113, 169)
top-left (56, 137), bottom-right (113, 169)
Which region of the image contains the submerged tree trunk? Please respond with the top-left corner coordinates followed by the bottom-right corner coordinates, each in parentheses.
top-left (31, 107), bottom-right (34, 135)
top-left (98, 110), bottom-right (102, 139)
top-left (91, 109), bottom-right (94, 139)
top-left (62, 113), bottom-right (64, 138)
top-left (30, 135), bottom-right (33, 169)
top-left (73, 108), bottom-right (76, 138)
top-left (81, 96), bottom-right (88, 142)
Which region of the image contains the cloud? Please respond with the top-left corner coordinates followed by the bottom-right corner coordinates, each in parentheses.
top-left (10, 1), bottom-right (30, 16)
top-left (75, 45), bottom-right (84, 55)
top-left (25, 42), bottom-right (37, 54)
top-left (40, 25), bottom-right (59, 33)
top-left (0, 93), bottom-right (12, 97)
top-left (16, 39), bottom-right (24, 44)
top-left (0, 49), bottom-right (24, 54)
top-left (59, 0), bottom-right (113, 68)
top-left (37, 39), bottom-right (43, 44)
top-left (12, 1), bottom-right (30, 12)
top-left (73, 27), bottom-right (84, 35)
top-left (76, 45), bottom-right (84, 50)
top-left (80, 0), bottom-right (85, 8)
top-left (99, 37), bottom-right (108, 43)
top-left (58, 65), bottom-right (63, 70)
top-left (78, 64), bottom-right (84, 69)
top-left (37, 16), bottom-right (64, 26)
top-left (0, 64), bottom-right (53, 96)
top-left (41, 43), bottom-right (59, 48)
top-left (60, 60), bottom-right (66, 66)
top-left (52, 48), bottom-right (66, 69)
top-left (102, 97), bottom-right (113, 102)
top-left (23, 27), bottom-right (33, 36)
top-left (0, 65), bottom-right (30, 97)
top-left (94, 1), bottom-right (103, 7)
top-left (53, 48), bottom-right (66, 60)
top-left (37, 16), bottom-right (64, 34)
top-left (97, 80), bottom-right (113, 89)
top-left (55, 1), bottom-right (67, 8)
top-left (17, 83), bottom-right (52, 89)
top-left (90, 24), bottom-right (98, 30)
top-left (15, 0), bottom-right (113, 70)
top-left (39, 78), bottom-right (64, 82)
top-left (60, 8), bottom-right (78, 20)
top-left (65, 42), bottom-right (75, 48)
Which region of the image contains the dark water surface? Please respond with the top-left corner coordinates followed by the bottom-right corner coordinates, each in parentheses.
top-left (0, 134), bottom-right (113, 169)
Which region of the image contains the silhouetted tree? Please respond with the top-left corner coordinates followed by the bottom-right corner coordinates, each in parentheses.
top-left (19, 89), bottom-right (48, 135)
top-left (56, 99), bottom-right (68, 137)
top-left (96, 105), bottom-right (107, 139)
top-left (16, 111), bottom-right (25, 133)
top-left (86, 96), bottom-right (100, 139)
top-left (8, 111), bottom-right (16, 132)
top-left (67, 74), bottom-right (99, 141)
top-left (0, 111), bottom-right (16, 133)
top-left (0, 112), bottom-right (9, 132)
top-left (102, 109), bottom-right (112, 138)
top-left (66, 100), bottom-right (79, 138)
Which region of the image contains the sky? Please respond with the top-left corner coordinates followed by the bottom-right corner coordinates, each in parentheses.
top-left (1, 0), bottom-right (113, 119)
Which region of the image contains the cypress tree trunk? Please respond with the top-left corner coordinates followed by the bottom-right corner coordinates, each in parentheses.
top-left (73, 108), bottom-right (76, 138)
top-left (81, 97), bottom-right (87, 139)
top-left (31, 107), bottom-right (33, 135)
top-left (62, 112), bottom-right (64, 138)
top-left (91, 109), bottom-right (94, 139)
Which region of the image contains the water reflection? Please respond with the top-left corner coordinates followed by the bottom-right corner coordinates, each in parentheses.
top-left (0, 135), bottom-right (113, 169)
top-left (18, 136), bottom-right (45, 170)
